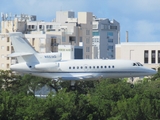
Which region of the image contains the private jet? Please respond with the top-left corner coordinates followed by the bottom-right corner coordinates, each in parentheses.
top-left (8, 32), bottom-right (156, 89)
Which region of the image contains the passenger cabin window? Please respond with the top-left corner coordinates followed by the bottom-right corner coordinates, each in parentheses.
top-left (104, 66), bottom-right (107, 68)
top-left (77, 67), bottom-right (79, 69)
top-left (108, 66), bottom-right (110, 68)
top-left (101, 66), bottom-right (103, 68)
top-left (93, 66), bottom-right (95, 69)
top-left (81, 66), bottom-right (83, 69)
top-left (73, 67), bottom-right (75, 69)
top-left (89, 66), bottom-right (91, 69)
top-left (97, 66), bottom-right (99, 68)
top-left (112, 66), bottom-right (114, 68)
top-left (69, 67), bottom-right (71, 69)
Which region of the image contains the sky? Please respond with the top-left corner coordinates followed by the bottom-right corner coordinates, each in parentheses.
top-left (0, 0), bottom-right (160, 42)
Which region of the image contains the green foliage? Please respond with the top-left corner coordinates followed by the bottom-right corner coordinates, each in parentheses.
top-left (0, 70), bottom-right (159, 119)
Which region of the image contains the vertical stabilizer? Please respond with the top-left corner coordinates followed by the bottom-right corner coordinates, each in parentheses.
top-left (10, 32), bottom-right (37, 53)
top-left (9, 32), bottom-right (38, 63)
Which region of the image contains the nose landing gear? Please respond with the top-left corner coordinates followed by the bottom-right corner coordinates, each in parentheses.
top-left (130, 77), bottom-right (134, 88)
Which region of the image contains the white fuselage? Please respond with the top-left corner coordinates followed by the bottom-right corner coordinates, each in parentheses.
top-left (10, 59), bottom-right (156, 81)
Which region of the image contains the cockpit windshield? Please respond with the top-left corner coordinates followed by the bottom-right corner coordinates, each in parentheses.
top-left (133, 62), bottom-right (143, 66)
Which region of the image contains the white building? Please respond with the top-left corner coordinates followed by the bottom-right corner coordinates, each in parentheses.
top-left (58, 45), bottom-right (74, 60)
top-left (116, 42), bottom-right (160, 70)
top-left (92, 16), bottom-right (120, 59)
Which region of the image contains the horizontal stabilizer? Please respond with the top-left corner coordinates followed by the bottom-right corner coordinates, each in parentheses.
top-left (8, 53), bottom-right (33, 57)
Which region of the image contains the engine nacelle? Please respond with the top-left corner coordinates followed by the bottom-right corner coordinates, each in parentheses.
top-left (34, 62), bottom-right (58, 71)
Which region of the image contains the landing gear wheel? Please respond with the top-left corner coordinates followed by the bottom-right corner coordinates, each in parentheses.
top-left (70, 86), bottom-right (76, 90)
top-left (130, 84), bottom-right (134, 88)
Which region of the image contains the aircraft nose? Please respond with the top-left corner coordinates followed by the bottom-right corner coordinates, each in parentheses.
top-left (148, 68), bottom-right (157, 75)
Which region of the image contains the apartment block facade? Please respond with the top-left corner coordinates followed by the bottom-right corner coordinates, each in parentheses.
top-left (92, 16), bottom-right (120, 59)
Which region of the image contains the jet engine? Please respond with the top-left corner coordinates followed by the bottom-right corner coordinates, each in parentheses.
top-left (34, 62), bottom-right (59, 71)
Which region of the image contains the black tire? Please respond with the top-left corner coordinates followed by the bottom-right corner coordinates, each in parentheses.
top-left (130, 84), bottom-right (134, 88)
top-left (70, 86), bottom-right (76, 90)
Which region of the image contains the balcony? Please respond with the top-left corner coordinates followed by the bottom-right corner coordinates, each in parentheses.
top-left (51, 43), bottom-right (59, 46)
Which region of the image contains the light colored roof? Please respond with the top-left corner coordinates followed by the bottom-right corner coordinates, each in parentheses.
top-left (118, 42), bottom-right (160, 46)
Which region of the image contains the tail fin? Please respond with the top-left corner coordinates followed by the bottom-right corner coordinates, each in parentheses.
top-left (9, 32), bottom-right (37, 53)
top-left (9, 32), bottom-right (38, 63)
top-left (9, 32), bottom-right (62, 64)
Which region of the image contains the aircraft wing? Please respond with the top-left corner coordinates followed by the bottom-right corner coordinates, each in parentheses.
top-left (7, 53), bottom-right (33, 57)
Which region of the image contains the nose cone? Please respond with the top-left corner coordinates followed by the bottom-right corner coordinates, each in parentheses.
top-left (147, 68), bottom-right (157, 75)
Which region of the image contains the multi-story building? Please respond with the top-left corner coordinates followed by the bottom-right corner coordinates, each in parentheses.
top-left (116, 42), bottom-right (160, 70)
top-left (92, 16), bottom-right (120, 59)
top-left (26, 11), bottom-right (93, 59)
top-left (0, 11), bottom-right (93, 70)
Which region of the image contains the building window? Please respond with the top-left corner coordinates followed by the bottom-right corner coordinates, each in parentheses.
top-left (151, 50), bottom-right (156, 63)
top-left (86, 30), bottom-right (90, 35)
top-left (7, 64), bottom-right (9, 68)
top-left (1, 46), bottom-right (4, 50)
top-left (86, 55), bottom-right (89, 59)
top-left (93, 24), bottom-right (97, 29)
top-left (86, 38), bottom-right (90, 44)
top-left (107, 32), bottom-right (113, 36)
top-left (144, 50), bottom-right (148, 63)
top-left (80, 37), bottom-right (82, 42)
top-left (1, 37), bottom-right (5, 41)
top-left (39, 25), bottom-right (43, 30)
top-left (108, 39), bottom-right (113, 43)
top-left (62, 36), bottom-right (66, 42)
top-left (108, 46), bottom-right (113, 50)
top-left (92, 32), bottom-right (99, 36)
top-left (7, 37), bottom-right (9, 42)
top-left (1, 55), bottom-right (4, 58)
top-left (158, 50), bottom-right (160, 63)
top-left (110, 26), bottom-right (117, 30)
top-left (1, 63), bottom-right (4, 68)
top-left (7, 57), bottom-right (9, 60)
top-left (7, 46), bottom-right (9, 51)
top-left (86, 47), bottom-right (90, 52)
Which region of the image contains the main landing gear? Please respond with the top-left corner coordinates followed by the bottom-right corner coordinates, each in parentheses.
top-left (70, 81), bottom-right (76, 90)
top-left (130, 77), bottom-right (134, 88)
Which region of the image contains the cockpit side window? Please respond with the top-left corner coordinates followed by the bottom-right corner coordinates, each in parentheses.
top-left (133, 63), bottom-right (137, 66)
